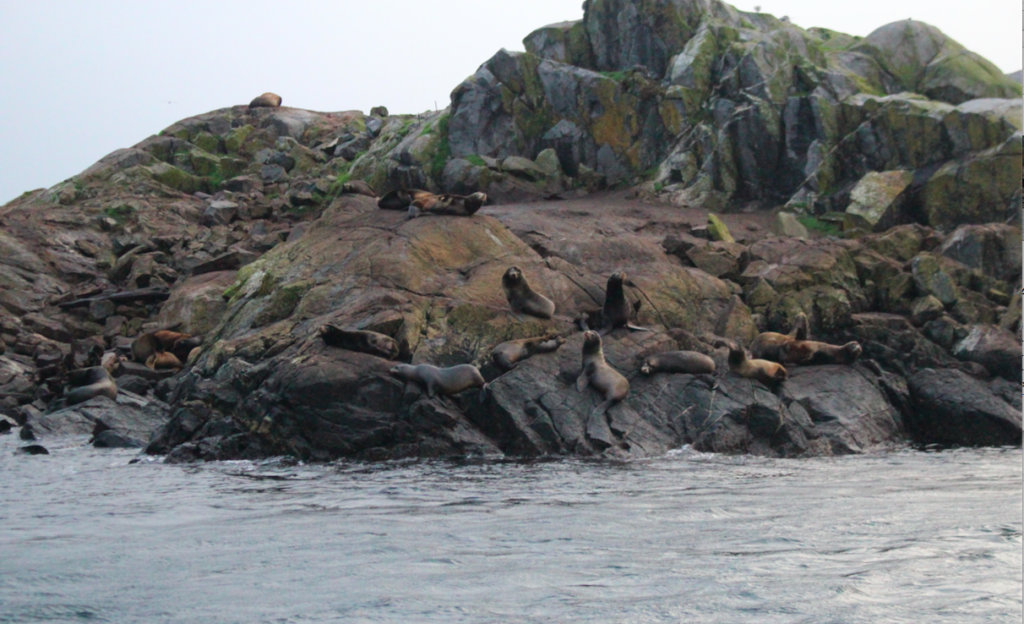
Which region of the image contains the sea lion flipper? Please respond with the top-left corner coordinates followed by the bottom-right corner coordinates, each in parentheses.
top-left (407, 205), bottom-right (421, 219)
top-left (576, 373), bottom-right (589, 392)
top-left (626, 323), bottom-right (652, 332)
top-left (478, 384), bottom-right (488, 404)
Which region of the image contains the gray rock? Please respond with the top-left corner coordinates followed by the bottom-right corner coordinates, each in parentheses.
top-left (781, 364), bottom-right (905, 454)
top-left (202, 200), bottom-right (238, 227)
top-left (952, 324), bottom-right (1019, 381)
top-left (908, 368), bottom-right (1021, 446)
top-left (260, 164), bottom-right (287, 183)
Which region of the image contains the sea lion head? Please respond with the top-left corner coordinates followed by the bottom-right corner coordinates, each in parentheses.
top-left (389, 364), bottom-right (414, 380)
top-left (503, 266), bottom-right (523, 287)
top-left (841, 341), bottom-right (863, 363)
top-left (608, 272), bottom-right (626, 287)
top-left (582, 330), bottom-right (603, 355)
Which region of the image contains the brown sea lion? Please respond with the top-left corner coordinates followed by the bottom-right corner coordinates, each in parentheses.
top-left (502, 266), bottom-right (555, 320)
top-left (779, 340), bottom-right (863, 366)
top-left (640, 351), bottom-right (716, 376)
top-left (491, 334), bottom-right (565, 371)
top-left (339, 180), bottom-right (377, 198)
top-left (408, 192), bottom-right (487, 218)
top-left (389, 363), bottom-right (487, 400)
top-left (749, 313), bottom-right (808, 361)
top-left (576, 331), bottom-right (629, 419)
top-left (596, 271), bottom-right (649, 334)
top-left (65, 366), bottom-right (117, 406)
top-left (146, 351), bottom-right (183, 371)
top-left (721, 340), bottom-right (788, 385)
top-left (377, 189), bottom-right (433, 210)
top-left (319, 325), bottom-right (399, 360)
top-left (131, 330), bottom-right (194, 365)
top-left (249, 92), bottom-right (282, 108)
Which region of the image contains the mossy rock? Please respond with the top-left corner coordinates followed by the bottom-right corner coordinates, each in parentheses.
top-left (145, 162), bottom-right (204, 194)
top-left (706, 213), bottom-right (734, 242)
top-left (224, 125), bottom-right (255, 153)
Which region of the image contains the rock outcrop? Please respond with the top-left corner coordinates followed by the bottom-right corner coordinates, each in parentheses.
top-left (0, 2), bottom-right (1019, 461)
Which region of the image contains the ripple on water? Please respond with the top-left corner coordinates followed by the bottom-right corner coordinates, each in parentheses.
top-left (0, 434), bottom-right (1019, 623)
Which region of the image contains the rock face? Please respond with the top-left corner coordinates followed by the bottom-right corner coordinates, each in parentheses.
top-left (908, 369), bottom-right (1022, 446)
top-left (0, 1), bottom-right (1019, 462)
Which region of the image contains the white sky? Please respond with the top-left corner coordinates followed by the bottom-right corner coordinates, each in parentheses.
top-left (0, 0), bottom-right (1020, 205)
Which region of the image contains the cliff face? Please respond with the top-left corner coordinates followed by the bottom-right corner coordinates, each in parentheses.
top-left (0, 2), bottom-right (1020, 460)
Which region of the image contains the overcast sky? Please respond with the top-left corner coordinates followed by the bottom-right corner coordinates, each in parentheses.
top-left (0, 0), bottom-right (1019, 205)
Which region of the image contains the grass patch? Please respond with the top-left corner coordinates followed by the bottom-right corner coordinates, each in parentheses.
top-left (103, 204), bottom-right (136, 225)
top-left (466, 154), bottom-right (487, 167)
top-left (798, 215), bottom-right (841, 237)
top-left (653, 181), bottom-right (664, 192)
top-left (600, 70), bottom-right (628, 82)
top-left (428, 114), bottom-right (451, 181)
top-left (207, 168), bottom-right (227, 191)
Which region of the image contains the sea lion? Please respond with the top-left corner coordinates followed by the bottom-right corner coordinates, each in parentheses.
top-left (595, 271), bottom-right (649, 334)
top-left (319, 325), bottom-right (399, 360)
top-left (778, 340), bottom-right (863, 366)
top-left (721, 340), bottom-right (788, 385)
top-left (640, 351), bottom-right (716, 376)
top-left (491, 333), bottom-right (565, 371)
top-left (576, 331), bottom-right (629, 418)
top-left (749, 313), bottom-right (808, 361)
top-left (131, 330), bottom-right (195, 365)
top-left (377, 188), bottom-right (433, 210)
top-left (65, 366), bottom-right (117, 406)
top-left (146, 351), bottom-right (183, 371)
top-left (502, 266), bottom-right (555, 320)
top-left (339, 180), bottom-right (377, 198)
top-left (408, 192), bottom-right (487, 218)
top-left (249, 92), bottom-right (282, 108)
top-left (389, 363), bottom-right (487, 399)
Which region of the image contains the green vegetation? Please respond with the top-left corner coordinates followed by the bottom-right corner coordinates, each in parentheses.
top-left (466, 155), bottom-right (487, 167)
top-left (428, 114), bottom-right (451, 180)
top-left (600, 70), bottom-right (629, 82)
top-left (103, 204), bottom-right (136, 225)
top-left (653, 181), bottom-right (665, 192)
top-left (798, 215), bottom-right (841, 236)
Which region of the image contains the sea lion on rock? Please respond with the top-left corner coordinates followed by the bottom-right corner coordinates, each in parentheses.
top-left (721, 340), bottom-right (787, 385)
top-left (502, 266), bottom-right (555, 320)
top-left (131, 330), bottom-right (195, 366)
top-left (249, 92), bottom-right (282, 108)
top-left (65, 366), bottom-right (118, 406)
top-left (339, 180), bottom-right (377, 198)
top-left (749, 313), bottom-right (808, 361)
top-left (593, 271), bottom-right (648, 334)
top-left (640, 351), bottom-right (716, 376)
top-left (491, 334), bottom-right (565, 371)
top-left (389, 363), bottom-right (487, 399)
top-left (319, 325), bottom-right (399, 360)
top-left (377, 189), bottom-right (433, 210)
top-left (576, 331), bottom-right (629, 419)
top-left (408, 192), bottom-right (486, 218)
top-left (779, 340), bottom-right (863, 366)
top-left (146, 351), bottom-right (183, 371)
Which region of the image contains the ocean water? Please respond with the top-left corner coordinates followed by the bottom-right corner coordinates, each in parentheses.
top-left (0, 433), bottom-right (1020, 623)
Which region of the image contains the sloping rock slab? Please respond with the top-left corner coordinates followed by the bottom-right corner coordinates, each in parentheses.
top-left (781, 364), bottom-right (905, 454)
top-left (25, 394), bottom-right (170, 447)
top-left (907, 368), bottom-right (1022, 447)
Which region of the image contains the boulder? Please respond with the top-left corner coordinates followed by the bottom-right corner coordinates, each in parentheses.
top-left (938, 223), bottom-right (1022, 283)
top-left (773, 212), bottom-right (808, 238)
top-left (908, 368), bottom-right (1021, 446)
top-left (780, 364), bottom-right (905, 454)
top-left (951, 324), bottom-right (1019, 381)
top-left (24, 394), bottom-right (169, 446)
top-left (844, 170), bottom-right (913, 231)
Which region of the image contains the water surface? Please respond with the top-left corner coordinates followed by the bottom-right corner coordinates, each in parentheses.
top-left (1, 434), bottom-right (1020, 623)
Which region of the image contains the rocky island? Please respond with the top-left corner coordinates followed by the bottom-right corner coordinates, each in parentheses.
top-left (1, 0), bottom-right (1020, 461)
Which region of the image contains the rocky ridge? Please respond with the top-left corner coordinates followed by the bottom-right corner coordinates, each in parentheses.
top-left (0, 1), bottom-right (1020, 460)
